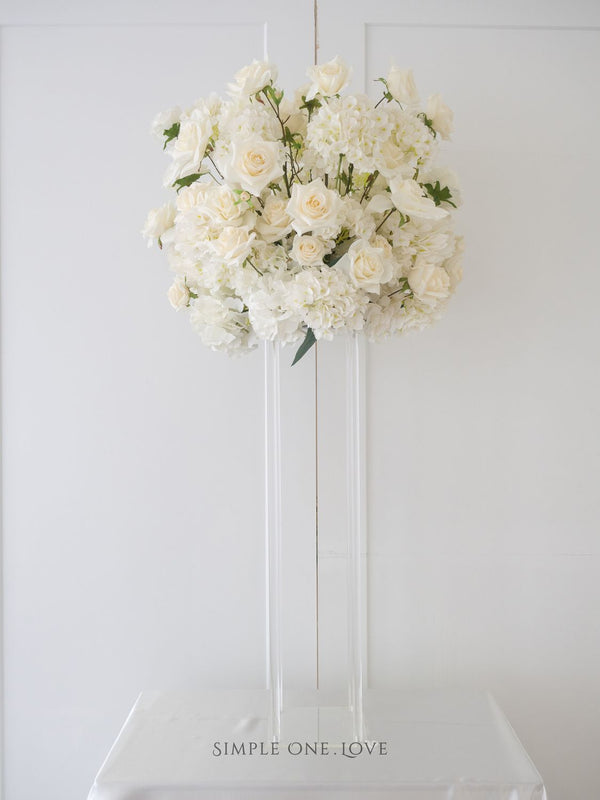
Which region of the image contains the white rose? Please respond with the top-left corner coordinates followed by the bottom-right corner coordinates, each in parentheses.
top-left (255, 195), bottom-right (292, 243)
top-left (286, 178), bottom-right (343, 235)
top-left (280, 95), bottom-right (308, 139)
top-left (408, 262), bottom-right (451, 307)
top-left (166, 112), bottom-right (212, 184)
top-left (228, 60), bottom-right (278, 96)
top-left (204, 186), bottom-right (252, 226)
top-left (280, 86), bottom-right (310, 138)
top-left (377, 139), bottom-right (412, 178)
top-left (389, 178), bottom-right (449, 220)
top-left (386, 67), bottom-right (419, 105)
top-left (211, 226), bottom-right (256, 264)
top-left (306, 56), bottom-right (351, 100)
top-left (167, 277), bottom-right (190, 310)
top-left (371, 234), bottom-right (393, 259)
top-left (176, 182), bottom-right (211, 211)
top-left (366, 193), bottom-right (393, 215)
top-left (142, 203), bottom-right (176, 247)
top-left (444, 254), bottom-right (463, 289)
top-left (426, 94), bottom-right (454, 140)
top-left (291, 235), bottom-right (328, 266)
top-left (444, 235), bottom-right (464, 289)
top-left (223, 138), bottom-right (284, 195)
top-left (336, 239), bottom-right (393, 294)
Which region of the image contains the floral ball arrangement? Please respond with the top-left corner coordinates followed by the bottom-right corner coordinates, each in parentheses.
top-left (143, 57), bottom-right (464, 363)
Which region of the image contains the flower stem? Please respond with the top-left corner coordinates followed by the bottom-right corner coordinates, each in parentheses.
top-left (375, 208), bottom-right (397, 232)
top-left (246, 257), bottom-right (263, 276)
top-left (207, 154), bottom-right (224, 180)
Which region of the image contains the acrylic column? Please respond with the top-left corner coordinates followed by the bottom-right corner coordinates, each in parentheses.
top-left (264, 332), bottom-right (367, 743)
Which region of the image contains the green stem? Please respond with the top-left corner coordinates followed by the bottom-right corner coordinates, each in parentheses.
top-left (336, 154), bottom-right (343, 193)
top-left (245, 257), bottom-right (263, 276)
top-left (359, 170), bottom-right (379, 203)
top-left (207, 154), bottom-right (224, 180)
top-left (375, 208), bottom-right (397, 233)
top-left (263, 89), bottom-right (298, 192)
top-left (345, 163), bottom-right (354, 196)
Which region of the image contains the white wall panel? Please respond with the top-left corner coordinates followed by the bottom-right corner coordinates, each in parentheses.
top-left (3, 2), bottom-right (600, 800)
top-left (0, 6), bottom-right (313, 800)
top-left (318, 2), bottom-right (600, 799)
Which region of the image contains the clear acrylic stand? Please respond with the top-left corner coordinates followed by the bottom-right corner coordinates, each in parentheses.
top-left (264, 333), bottom-right (366, 744)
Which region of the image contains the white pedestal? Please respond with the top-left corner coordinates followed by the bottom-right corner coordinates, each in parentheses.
top-left (87, 689), bottom-right (547, 800)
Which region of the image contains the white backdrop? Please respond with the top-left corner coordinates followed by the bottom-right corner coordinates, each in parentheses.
top-left (2, 1), bottom-right (600, 799)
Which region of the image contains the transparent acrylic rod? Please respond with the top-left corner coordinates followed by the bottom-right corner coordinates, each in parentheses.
top-left (265, 335), bottom-right (366, 742)
top-left (264, 340), bottom-right (282, 742)
top-left (346, 331), bottom-right (365, 741)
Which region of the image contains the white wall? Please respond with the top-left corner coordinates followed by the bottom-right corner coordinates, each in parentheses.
top-left (0, 3), bottom-right (314, 799)
top-left (318, 3), bottom-right (600, 799)
top-left (1, 2), bottom-right (599, 799)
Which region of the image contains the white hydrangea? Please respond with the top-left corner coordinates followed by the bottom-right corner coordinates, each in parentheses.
top-left (246, 275), bottom-right (302, 343)
top-left (189, 293), bottom-right (254, 354)
top-left (306, 94), bottom-right (390, 176)
top-left (285, 267), bottom-right (367, 339)
top-left (376, 107), bottom-right (436, 179)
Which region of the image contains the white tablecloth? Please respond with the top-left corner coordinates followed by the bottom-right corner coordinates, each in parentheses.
top-left (88, 688), bottom-right (547, 800)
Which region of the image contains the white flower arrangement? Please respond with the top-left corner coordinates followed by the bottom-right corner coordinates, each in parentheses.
top-left (143, 57), bottom-right (464, 363)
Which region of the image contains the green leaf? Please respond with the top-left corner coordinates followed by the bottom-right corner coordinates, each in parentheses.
top-left (299, 95), bottom-right (322, 121)
top-left (263, 85), bottom-right (284, 106)
top-left (283, 127), bottom-right (303, 151)
top-left (292, 328), bottom-right (317, 366)
top-left (163, 122), bottom-right (180, 149)
top-left (423, 180), bottom-right (457, 208)
top-left (173, 173), bottom-right (203, 192)
top-left (418, 112), bottom-right (437, 137)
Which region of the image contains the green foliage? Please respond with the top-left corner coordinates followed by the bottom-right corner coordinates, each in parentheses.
top-left (387, 277), bottom-right (412, 299)
top-left (283, 127), bottom-right (303, 152)
top-left (423, 180), bottom-right (456, 208)
top-left (418, 112), bottom-right (437, 137)
top-left (292, 328), bottom-right (317, 365)
top-left (338, 162), bottom-right (354, 195)
top-left (299, 95), bottom-right (322, 121)
top-left (173, 173), bottom-right (204, 191)
top-left (233, 188), bottom-right (254, 208)
top-left (162, 122), bottom-right (180, 149)
top-left (262, 84), bottom-right (284, 107)
top-left (374, 78), bottom-right (393, 104)
top-left (184, 279), bottom-right (198, 306)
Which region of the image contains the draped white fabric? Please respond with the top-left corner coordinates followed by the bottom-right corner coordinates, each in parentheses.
top-left (88, 690), bottom-right (547, 800)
